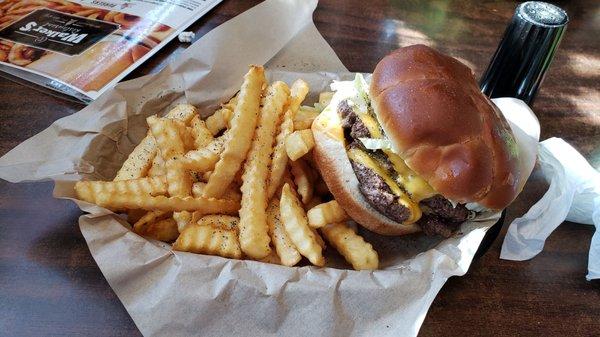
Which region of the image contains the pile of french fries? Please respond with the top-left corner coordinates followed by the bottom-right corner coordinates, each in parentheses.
top-left (75, 65), bottom-right (379, 270)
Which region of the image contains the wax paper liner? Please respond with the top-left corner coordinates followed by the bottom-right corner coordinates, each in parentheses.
top-left (0, 1), bottom-right (540, 336)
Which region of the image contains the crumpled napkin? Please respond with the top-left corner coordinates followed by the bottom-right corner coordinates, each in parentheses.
top-left (500, 137), bottom-right (600, 280)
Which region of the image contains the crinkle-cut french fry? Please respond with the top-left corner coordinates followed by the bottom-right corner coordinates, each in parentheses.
top-left (267, 109), bottom-right (293, 199)
top-left (307, 200), bottom-right (349, 228)
top-left (279, 183), bottom-right (324, 266)
top-left (288, 79), bottom-right (309, 113)
top-left (182, 127), bottom-right (196, 151)
top-left (189, 211), bottom-right (203, 226)
top-left (180, 155), bottom-right (217, 174)
top-left (114, 132), bottom-right (157, 181)
top-left (303, 199), bottom-right (327, 248)
top-left (180, 135), bottom-right (226, 172)
top-left (165, 104), bottom-right (197, 123)
top-left (165, 159), bottom-right (192, 197)
top-left (259, 249), bottom-right (282, 265)
top-left (206, 105), bottom-right (234, 135)
top-left (205, 95), bottom-right (237, 135)
top-left (171, 134), bottom-right (225, 232)
top-left (165, 156), bottom-right (194, 231)
top-left (75, 176), bottom-right (167, 204)
top-left (203, 66), bottom-right (266, 198)
top-left (173, 223), bottom-right (242, 259)
top-left (239, 81), bottom-right (290, 259)
top-left (166, 104), bottom-right (197, 154)
top-left (165, 104), bottom-right (197, 155)
top-left (138, 217), bottom-right (180, 242)
top-left (197, 214), bottom-right (239, 233)
top-left (321, 222), bottom-right (379, 270)
top-left (192, 182), bottom-right (241, 202)
top-left (293, 106), bottom-right (319, 130)
top-left (266, 79), bottom-right (309, 199)
top-left (94, 193), bottom-right (240, 213)
top-left (190, 115), bottom-right (213, 149)
top-left (266, 199), bottom-right (301, 267)
top-left (173, 212), bottom-right (193, 232)
top-left (289, 159), bottom-right (313, 204)
top-left (147, 116), bottom-right (186, 159)
top-left (191, 182), bottom-right (205, 197)
top-left (285, 129), bottom-right (315, 161)
top-left (318, 91), bottom-right (334, 107)
top-left (148, 152), bottom-right (166, 177)
top-left (113, 103), bottom-right (195, 181)
top-left (133, 210), bottom-right (170, 233)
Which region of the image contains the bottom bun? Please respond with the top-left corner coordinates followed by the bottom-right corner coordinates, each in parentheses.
top-left (311, 105), bottom-right (421, 236)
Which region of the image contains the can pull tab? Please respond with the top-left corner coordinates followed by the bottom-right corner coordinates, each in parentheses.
top-left (479, 1), bottom-right (569, 105)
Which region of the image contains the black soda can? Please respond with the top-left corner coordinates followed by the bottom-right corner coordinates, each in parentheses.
top-left (479, 1), bottom-right (568, 105)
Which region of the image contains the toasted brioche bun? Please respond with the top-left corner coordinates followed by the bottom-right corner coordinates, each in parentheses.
top-left (370, 45), bottom-right (520, 210)
top-left (312, 95), bottom-right (421, 236)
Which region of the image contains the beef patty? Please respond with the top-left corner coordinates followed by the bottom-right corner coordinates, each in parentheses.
top-left (350, 158), bottom-right (411, 223)
top-left (418, 195), bottom-right (470, 237)
top-left (338, 100), bottom-right (471, 237)
top-left (418, 214), bottom-right (461, 237)
top-left (420, 195), bottom-right (470, 223)
top-left (339, 100), bottom-right (370, 139)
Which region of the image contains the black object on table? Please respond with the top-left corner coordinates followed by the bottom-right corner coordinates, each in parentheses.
top-left (480, 1), bottom-right (568, 105)
top-left (476, 1), bottom-right (567, 257)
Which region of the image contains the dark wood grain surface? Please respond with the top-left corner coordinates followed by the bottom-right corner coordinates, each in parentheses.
top-left (1, 1), bottom-right (599, 336)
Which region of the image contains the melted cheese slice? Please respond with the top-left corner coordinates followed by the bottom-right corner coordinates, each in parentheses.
top-left (347, 147), bottom-right (421, 224)
top-left (383, 150), bottom-right (436, 202)
top-left (356, 111), bottom-right (383, 138)
top-left (354, 111), bottom-right (435, 203)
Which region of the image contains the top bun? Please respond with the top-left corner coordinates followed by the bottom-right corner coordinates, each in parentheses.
top-left (370, 45), bottom-right (520, 210)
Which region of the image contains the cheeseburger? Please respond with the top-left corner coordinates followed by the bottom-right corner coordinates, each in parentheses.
top-left (312, 45), bottom-right (520, 237)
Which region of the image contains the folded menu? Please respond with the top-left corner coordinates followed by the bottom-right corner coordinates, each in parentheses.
top-left (0, 0), bottom-right (223, 102)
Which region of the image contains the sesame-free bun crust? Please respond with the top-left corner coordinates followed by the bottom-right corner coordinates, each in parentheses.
top-left (370, 45), bottom-right (520, 210)
top-left (311, 100), bottom-right (421, 236)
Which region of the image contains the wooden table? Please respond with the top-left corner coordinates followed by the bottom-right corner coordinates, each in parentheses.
top-left (1, 1), bottom-right (598, 336)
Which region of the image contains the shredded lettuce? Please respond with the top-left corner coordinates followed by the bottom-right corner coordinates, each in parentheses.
top-left (444, 200), bottom-right (490, 213)
top-left (447, 199), bottom-right (460, 208)
top-left (353, 73), bottom-right (370, 108)
top-left (465, 202), bottom-right (490, 212)
top-left (330, 74), bottom-right (371, 117)
top-left (330, 78), bottom-right (355, 97)
top-left (358, 137), bottom-right (394, 151)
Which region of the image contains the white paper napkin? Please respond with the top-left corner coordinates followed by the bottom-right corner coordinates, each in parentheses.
top-left (500, 137), bottom-right (600, 280)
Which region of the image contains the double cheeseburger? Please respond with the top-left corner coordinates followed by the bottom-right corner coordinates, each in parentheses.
top-left (312, 45), bottom-right (520, 237)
